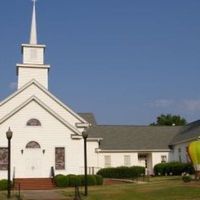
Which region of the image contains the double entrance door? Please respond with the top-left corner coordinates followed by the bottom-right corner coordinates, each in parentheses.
top-left (23, 149), bottom-right (44, 178)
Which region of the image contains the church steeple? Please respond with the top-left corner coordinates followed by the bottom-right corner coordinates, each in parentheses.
top-left (30, 0), bottom-right (37, 44)
top-left (16, 1), bottom-right (50, 89)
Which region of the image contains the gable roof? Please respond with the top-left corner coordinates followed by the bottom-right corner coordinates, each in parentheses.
top-left (87, 125), bottom-right (182, 151)
top-left (0, 95), bottom-right (81, 135)
top-left (0, 79), bottom-right (88, 126)
top-left (171, 120), bottom-right (200, 144)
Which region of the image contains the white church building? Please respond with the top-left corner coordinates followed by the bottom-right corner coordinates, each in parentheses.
top-left (0, 2), bottom-right (198, 186)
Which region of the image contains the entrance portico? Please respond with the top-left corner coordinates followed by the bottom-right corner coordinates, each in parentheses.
top-left (138, 153), bottom-right (153, 175)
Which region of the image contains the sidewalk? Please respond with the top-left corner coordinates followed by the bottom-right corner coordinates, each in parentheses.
top-left (22, 189), bottom-right (70, 200)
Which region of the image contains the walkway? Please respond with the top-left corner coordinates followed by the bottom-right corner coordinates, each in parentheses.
top-left (22, 189), bottom-right (70, 200)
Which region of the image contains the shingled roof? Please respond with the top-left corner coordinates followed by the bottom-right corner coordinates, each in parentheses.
top-left (87, 125), bottom-right (182, 151)
top-left (79, 112), bottom-right (199, 149)
top-left (78, 113), bottom-right (97, 126)
top-left (171, 120), bottom-right (200, 144)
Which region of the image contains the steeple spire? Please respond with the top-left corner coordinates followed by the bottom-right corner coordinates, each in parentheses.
top-left (30, 0), bottom-right (37, 44)
top-left (17, 0), bottom-right (50, 89)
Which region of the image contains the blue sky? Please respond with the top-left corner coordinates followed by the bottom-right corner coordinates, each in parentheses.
top-left (0, 0), bottom-right (200, 125)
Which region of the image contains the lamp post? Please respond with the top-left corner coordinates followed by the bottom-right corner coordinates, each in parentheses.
top-left (6, 127), bottom-right (13, 199)
top-left (82, 130), bottom-right (88, 196)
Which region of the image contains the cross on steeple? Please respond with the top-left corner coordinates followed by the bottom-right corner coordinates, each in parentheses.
top-left (30, 0), bottom-right (37, 44)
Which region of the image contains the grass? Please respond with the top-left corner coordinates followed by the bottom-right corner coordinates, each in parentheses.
top-left (62, 176), bottom-right (200, 200)
top-left (1, 176), bottom-right (200, 200)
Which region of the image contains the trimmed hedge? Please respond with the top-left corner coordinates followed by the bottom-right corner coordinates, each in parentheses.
top-left (97, 166), bottom-right (145, 179)
top-left (54, 174), bottom-right (103, 187)
top-left (54, 174), bottom-right (69, 187)
top-left (67, 174), bottom-right (81, 187)
top-left (86, 175), bottom-right (96, 186)
top-left (95, 175), bottom-right (104, 185)
top-left (78, 175), bottom-right (96, 186)
top-left (154, 162), bottom-right (194, 176)
top-left (0, 179), bottom-right (8, 190)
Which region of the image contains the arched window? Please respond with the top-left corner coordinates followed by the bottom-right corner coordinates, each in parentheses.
top-left (26, 141), bottom-right (41, 149)
top-left (26, 118), bottom-right (41, 126)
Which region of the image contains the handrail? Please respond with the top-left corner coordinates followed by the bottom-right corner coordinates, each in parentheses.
top-left (51, 166), bottom-right (55, 178)
top-left (50, 166), bottom-right (55, 185)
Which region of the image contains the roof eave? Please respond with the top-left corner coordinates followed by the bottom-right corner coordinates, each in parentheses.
top-left (97, 149), bottom-right (171, 153)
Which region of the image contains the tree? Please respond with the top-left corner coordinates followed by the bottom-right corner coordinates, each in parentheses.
top-left (150, 114), bottom-right (187, 126)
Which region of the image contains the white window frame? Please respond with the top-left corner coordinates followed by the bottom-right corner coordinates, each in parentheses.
top-left (104, 155), bottom-right (111, 168)
top-left (178, 148), bottom-right (182, 163)
top-left (161, 155), bottom-right (167, 163)
top-left (124, 155), bottom-right (131, 166)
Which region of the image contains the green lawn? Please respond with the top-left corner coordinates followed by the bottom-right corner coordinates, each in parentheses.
top-left (63, 177), bottom-right (200, 200)
top-left (1, 177), bottom-right (200, 200)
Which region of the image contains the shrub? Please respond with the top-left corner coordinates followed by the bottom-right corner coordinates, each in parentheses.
top-left (183, 163), bottom-right (195, 174)
top-left (97, 166), bottom-right (145, 179)
top-left (78, 175), bottom-right (85, 186)
top-left (182, 174), bottom-right (192, 182)
top-left (95, 175), bottom-right (103, 185)
top-left (77, 174), bottom-right (85, 186)
top-left (67, 174), bottom-right (82, 187)
top-left (79, 175), bottom-right (103, 186)
top-left (54, 174), bottom-right (69, 187)
top-left (154, 162), bottom-right (194, 176)
top-left (87, 175), bottom-right (97, 186)
top-left (97, 167), bottom-right (113, 178)
top-left (55, 174), bottom-right (103, 187)
top-left (130, 166), bottom-right (145, 177)
top-left (0, 179), bottom-right (8, 190)
top-left (154, 163), bottom-right (167, 176)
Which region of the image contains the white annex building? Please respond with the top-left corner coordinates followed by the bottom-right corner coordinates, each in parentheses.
top-left (0, 2), bottom-right (198, 187)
